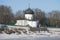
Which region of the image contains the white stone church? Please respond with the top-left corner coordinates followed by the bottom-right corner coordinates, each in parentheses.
top-left (15, 8), bottom-right (39, 28)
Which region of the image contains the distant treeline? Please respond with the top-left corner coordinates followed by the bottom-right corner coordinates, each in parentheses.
top-left (0, 5), bottom-right (60, 27)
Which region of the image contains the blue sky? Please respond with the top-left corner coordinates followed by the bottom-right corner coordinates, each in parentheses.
top-left (0, 0), bottom-right (60, 13)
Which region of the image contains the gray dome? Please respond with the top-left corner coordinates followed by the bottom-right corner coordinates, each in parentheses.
top-left (24, 8), bottom-right (34, 14)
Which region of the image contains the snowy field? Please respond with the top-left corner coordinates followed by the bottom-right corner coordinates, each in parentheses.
top-left (0, 31), bottom-right (60, 40)
top-left (0, 27), bottom-right (60, 40)
top-left (0, 34), bottom-right (60, 40)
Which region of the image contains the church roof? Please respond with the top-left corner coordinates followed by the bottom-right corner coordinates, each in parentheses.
top-left (24, 8), bottom-right (34, 14)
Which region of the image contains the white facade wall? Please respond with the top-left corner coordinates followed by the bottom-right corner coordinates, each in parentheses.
top-left (15, 20), bottom-right (39, 27)
top-left (27, 21), bottom-right (38, 27)
top-left (15, 20), bottom-right (27, 26)
top-left (25, 14), bottom-right (33, 20)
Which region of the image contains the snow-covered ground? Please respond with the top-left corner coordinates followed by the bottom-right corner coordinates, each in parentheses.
top-left (0, 27), bottom-right (60, 39)
top-left (0, 31), bottom-right (60, 39)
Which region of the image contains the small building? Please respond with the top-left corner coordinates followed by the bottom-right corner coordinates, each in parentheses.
top-left (15, 8), bottom-right (39, 28)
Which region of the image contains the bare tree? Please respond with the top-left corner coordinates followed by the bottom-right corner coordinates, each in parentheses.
top-left (48, 11), bottom-right (60, 21)
top-left (0, 5), bottom-right (14, 24)
top-left (48, 11), bottom-right (60, 27)
top-left (33, 8), bottom-right (46, 25)
top-left (15, 10), bottom-right (24, 20)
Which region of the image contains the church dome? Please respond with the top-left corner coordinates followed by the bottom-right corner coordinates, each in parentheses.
top-left (24, 8), bottom-right (34, 14)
